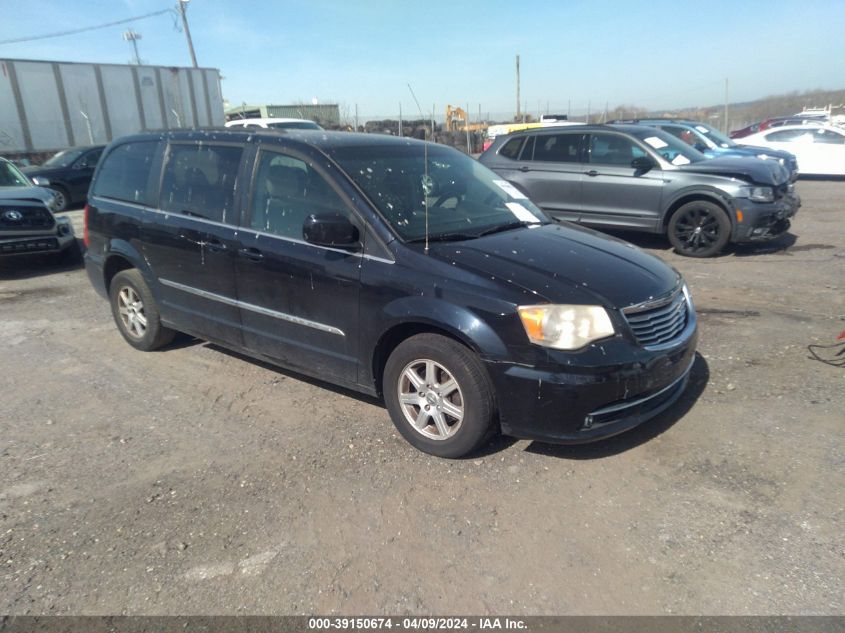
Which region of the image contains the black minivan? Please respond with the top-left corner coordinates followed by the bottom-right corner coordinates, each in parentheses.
top-left (84, 129), bottom-right (698, 457)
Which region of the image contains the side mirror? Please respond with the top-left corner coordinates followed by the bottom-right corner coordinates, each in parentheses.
top-left (72, 161), bottom-right (87, 170)
top-left (303, 212), bottom-right (360, 249)
top-left (631, 156), bottom-right (655, 172)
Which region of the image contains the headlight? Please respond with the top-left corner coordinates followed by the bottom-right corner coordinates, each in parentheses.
top-left (32, 176), bottom-right (50, 186)
top-left (517, 304), bottom-right (615, 350)
top-left (741, 186), bottom-right (774, 202)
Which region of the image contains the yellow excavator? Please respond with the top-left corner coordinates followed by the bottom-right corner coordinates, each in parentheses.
top-left (445, 105), bottom-right (486, 132)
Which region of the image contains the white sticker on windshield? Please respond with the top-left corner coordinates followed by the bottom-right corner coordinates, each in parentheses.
top-left (506, 202), bottom-right (540, 223)
top-left (643, 136), bottom-right (668, 149)
top-left (672, 154), bottom-right (691, 166)
top-left (696, 126), bottom-right (709, 133)
top-left (493, 179), bottom-right (527, 199)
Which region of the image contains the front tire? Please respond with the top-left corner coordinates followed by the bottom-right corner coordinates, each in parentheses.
top-left (109, 269), bottom-right (176, 351)
top-left (50, 185), bottom-right (70, 212)
top-left (383, 333), bottom-right (496, 458)
top-left (668, 201), bottom-right (731, 257)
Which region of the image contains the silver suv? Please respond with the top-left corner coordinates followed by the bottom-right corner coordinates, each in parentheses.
top-left (479, 124), bottom-right (801, 257)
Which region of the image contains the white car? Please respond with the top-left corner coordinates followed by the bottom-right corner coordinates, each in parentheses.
top-left (224, 117), bottom-right (323, 131)
top-left (736, 124), bottom-right (845, 176)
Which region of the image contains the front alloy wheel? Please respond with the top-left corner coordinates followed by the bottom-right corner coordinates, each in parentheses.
top-left (398, 359), bottom-right (465, 440)
top-left (668, 201), bottom-right (731, 258)
top-left (383, 333), bottom-right (495, 458)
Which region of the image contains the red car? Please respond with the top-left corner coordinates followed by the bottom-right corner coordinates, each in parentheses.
top-left (730, 116), bottom-right (826, 139)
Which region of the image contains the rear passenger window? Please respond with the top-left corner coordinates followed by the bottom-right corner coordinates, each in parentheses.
top-left (249, 151), bottom-right (349, 239)
top-left (159, 144), bottom-right (243, 223)
top-left (92, 141), bottom-right (158, 204)
top-left (533, 134), bottom-right (581, 162)
top-left (498, 137), bottom-right (525, 159)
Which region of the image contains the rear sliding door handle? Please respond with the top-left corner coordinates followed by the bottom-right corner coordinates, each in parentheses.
top-left (238, 247), bottom-right (264, 262)
top-left (206, 238), bottom-right (227, 252)
top-left (584, 170), bottom-right (599, 177)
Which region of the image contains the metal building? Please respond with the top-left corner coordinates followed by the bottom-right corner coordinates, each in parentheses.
top-left (0, 58), bottom-right (225, 154)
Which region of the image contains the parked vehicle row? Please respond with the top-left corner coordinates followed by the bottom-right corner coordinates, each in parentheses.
top-left (479, 124), bottom-right (800, 257)
top-left (730, 116), bottom-right (827, 139)
top-left (84, 129), bottom-right (698, 457)
top-left (607, 119), bottom-right (799, 180)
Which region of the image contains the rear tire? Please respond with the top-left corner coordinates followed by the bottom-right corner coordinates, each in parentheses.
top-left (668, 200), bottom-right (731, 257)
top-left (383, 333), bottom-right (496, 458)
top-left (109, 269), bottom-right (176, 351)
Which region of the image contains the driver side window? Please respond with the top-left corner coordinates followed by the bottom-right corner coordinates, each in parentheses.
top-left (589, 134), bottom-right (645, 165)
top-left (249, 151), bottom-right (349, 239)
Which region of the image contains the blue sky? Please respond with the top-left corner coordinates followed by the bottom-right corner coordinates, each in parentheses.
top-left (1, 0), bottom-right (843, 119)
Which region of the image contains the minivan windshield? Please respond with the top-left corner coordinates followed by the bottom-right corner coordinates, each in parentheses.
top-left (331, 143), bottom-right (549, 242)
top-left (627, 128), bottom-right (707, 165)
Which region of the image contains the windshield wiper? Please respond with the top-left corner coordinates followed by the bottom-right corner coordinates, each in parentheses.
top-left (477, 220), bottom-right (544, 237)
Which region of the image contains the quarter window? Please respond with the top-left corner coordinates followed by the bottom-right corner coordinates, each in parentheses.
top-left (533, 134), bottom-right (581, 162)
top-left (249, 151), bottom-right (349, 239)
top-left (91, 141), bottom-right (158, 204)
top-left (498, 137), bottom-right (525, 160)
top-left (159, 144), bottom-right (243, 223)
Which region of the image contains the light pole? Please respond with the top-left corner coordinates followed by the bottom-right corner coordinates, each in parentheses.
top-left (123, 29), bottom-right (142, 65)
top-left (177, 0), bottom-right (198, 67)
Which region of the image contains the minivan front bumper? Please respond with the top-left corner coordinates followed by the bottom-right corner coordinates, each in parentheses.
top-left (484, 325), bottom-right (698, 444)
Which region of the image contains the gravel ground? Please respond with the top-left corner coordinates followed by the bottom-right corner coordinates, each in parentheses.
top-left (0, 181), bottom-right (843, 615)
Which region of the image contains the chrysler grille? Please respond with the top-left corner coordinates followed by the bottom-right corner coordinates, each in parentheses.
top-left (623, 289), bottom-right (689, 347)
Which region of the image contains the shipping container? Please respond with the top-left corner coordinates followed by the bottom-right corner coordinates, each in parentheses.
top-left (0, 58), bottom-right (225, 155)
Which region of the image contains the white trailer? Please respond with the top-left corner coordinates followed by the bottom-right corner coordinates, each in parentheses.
top-left (0, 58), bottom-right (225, 154)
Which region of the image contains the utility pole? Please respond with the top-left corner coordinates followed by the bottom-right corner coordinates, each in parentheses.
top-left (724, 77), bottom-right (729, 133)
top-left (515, 54), bottom-right (521, 122)
top-left (123, 29), bottom-right (142, 65)
top-left (398, 102), bottom-right (403, 137)
top-left (177, 0), bottom-right (198, 68)
top-left (355, 104), bottom-right (359, 132)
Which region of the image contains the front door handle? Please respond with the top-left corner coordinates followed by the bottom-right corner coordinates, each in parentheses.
top-left (584, 170), bottom-right (599, 177)
top-left (518, 165), bottom-right (531, 172)
top-left (238, 247), bottom-right (264, 262)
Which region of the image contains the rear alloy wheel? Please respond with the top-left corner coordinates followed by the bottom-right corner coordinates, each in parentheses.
top-left (109, 269), bottom-right (176, 351)
top-left (668, 201), bottom-right (731, 257)
top-left (384, 334), bottom-right (495, 458)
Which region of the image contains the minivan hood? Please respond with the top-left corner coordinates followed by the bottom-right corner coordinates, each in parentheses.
top-left (677, 155), bottom-right (788, 185)
top-left (428, 223), bottom-right (680, 309)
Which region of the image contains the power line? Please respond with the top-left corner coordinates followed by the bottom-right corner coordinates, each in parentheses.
top-left (0, 9), bottom-right (173, 46)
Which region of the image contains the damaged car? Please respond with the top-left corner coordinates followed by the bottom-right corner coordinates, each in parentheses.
top-left (85, 129), bottom-right (697, 458)
top-left (479, 125), bottom-right (801, 257)
top-left (0, 157), bottom-right (76, 258)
